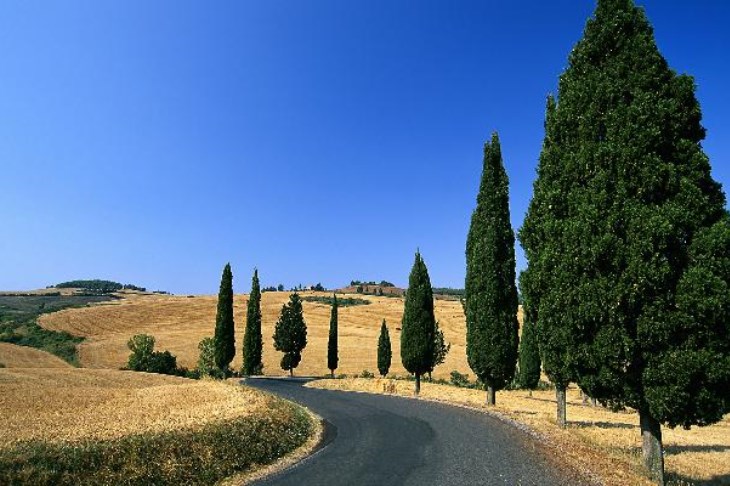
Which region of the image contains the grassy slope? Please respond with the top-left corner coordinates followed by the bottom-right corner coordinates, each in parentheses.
top-left (0, 368), bottom-right (313, 485)
top-left (0, 342), bottom-right (72, 368)
top-left (39, 291), bottom-right (479, 378)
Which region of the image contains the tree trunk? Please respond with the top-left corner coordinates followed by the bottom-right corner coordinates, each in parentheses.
top-left (640, 409), bottom-right (665, 485)
top-left (486, 385), bottom-right (496, 406)
top-left (556, 385), bottom-right (567, 428)
top-left (415, 373), bottom-right (421, 395)
top-left (289, 367), bottom-right (293, 377)
top-left (591, 397), bottom-right (597, 407)
top-left (330, 370), bottom-right (334, 378)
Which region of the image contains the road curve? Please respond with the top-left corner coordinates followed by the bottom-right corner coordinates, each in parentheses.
top-left (245, 378), bottom-right (585, 486)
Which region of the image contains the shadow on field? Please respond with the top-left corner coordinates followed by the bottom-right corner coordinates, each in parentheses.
top-left (666, 471), bottom-right (730, 486)
top-left (571, 421), bottom-right (635, 430)
top-left (665, 444), bottom-right (730, 455)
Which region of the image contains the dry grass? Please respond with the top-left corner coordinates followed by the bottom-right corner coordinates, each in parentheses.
top-left (39, 291), bottom-right (496, 379)
top-left (0, 342), bottom-right (73, 368)
top-left (0, 368), bottom-right (269, 448)
top-left (308, 378), bottom-right (730, 485)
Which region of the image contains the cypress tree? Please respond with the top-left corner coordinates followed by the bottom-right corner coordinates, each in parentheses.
top-left (465, 132), bottom-right (520, 406)
top-left (377, 319), bottom-right (392, 377)
top-left (242, 268), bottom-right (263, 375)
top-left (400, 251), bottom-right (436, 395)
top-left (213, 263), bottom-right (235, 373)
top-left (520, 1), bottom-right (729, 482)
top-left (273, 292), bottom-right (308, 376)
top-left (327, 294), bottom-right (339, 377)
top-left (427, 321), bottom-right (450, 381)
top-left (517, 270), bottom-right (541, 393)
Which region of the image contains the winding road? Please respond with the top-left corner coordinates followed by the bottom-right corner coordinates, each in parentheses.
top-left (245, 378), bottom-right (586, 486)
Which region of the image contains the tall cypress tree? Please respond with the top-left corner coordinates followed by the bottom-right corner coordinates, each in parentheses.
top-left (327, 294), bottom-right (339, 377)
top-left (520, 1), bottom-right (729, 482)
top-left (242, 268), bottom-right (263, 375)
top-left (400, 251), bottom-right (436, 395)
top-left (517, 270), bottom-right (541, 393)
top-left (465, 132), bottom-right (519, 406)
top-left (377, 319), bottom-right (392, 377)
top-left (213, 263), bottom-right (235, 373)
top-left (273, 292), bottom-right (308, 376)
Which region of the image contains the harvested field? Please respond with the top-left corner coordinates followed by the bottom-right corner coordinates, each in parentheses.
top-left (0, 368), bottom-right (268, 448)
top-left (309, 378), bottom-right (730, 486)
top-left (39, 291), bottom-right (499, 379)
top-left (0, 342), bottom-right (72, 369)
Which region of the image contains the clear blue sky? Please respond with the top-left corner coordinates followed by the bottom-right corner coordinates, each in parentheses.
top-left (1, 1), bottom-right (728, 294)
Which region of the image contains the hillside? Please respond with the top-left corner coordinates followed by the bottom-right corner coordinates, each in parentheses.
top-left (38, 291), bottom-right (513, 379)
top-left (0, 343), bottom-right (73, 369)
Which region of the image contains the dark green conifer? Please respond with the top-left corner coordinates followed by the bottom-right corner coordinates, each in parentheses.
top-left (377, 319), bottom-right (392, 377)
top-left (465, 133), bottom-right (519, 406)
top-left (213, 263), bottom-right (235, 373)
top-left (327, 294), bottom-right (339, 377)
top-left (400, 251), bottom-right (436, 395)
top-left (273, 293), bottom-right (308, 376)
top-left (242, 269), bottom-right (263, 375)
top-left (520, 1), bottom-right (729, 482)
top-left (517, 270), bottom-right (541, 393)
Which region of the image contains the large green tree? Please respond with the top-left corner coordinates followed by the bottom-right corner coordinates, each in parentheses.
top-left (465, 132), bottom-right (520, 406)
top-left (242, 269), bottom-right (263, 375)
top-left (377, 319), bottom-right (392, 377)
top-left (213, 263), bottom-right (235, 373)
top-left (327, 294), bottom-right (339, 377)
top-left (520, 1), bottom-right (729, 482)
top-left (400, 251), bottom-right (436, 395)
top-left (273, 293), bottom-right (308, 376)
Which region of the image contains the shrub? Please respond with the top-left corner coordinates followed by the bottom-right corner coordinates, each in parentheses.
top-left (360, 370), bottom-right (374, 379)
top-left (450, 370), bottom-right (470, 388)
top-left (127, 334), bottom-right (180, 376)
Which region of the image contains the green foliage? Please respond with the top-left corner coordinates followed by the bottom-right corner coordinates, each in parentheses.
top-left (0, 294), bottom-right (116, 365)
top-left (517, 271), bottom-right (541, 390)
top-left (242, 269), bottom-right (263, 376)
top-left (520, 0), bottom-right (729, 433)
top-left (377, 320), bottom-right (392, 377)
top-left (359, 370), bottom-right (374, 379)
top-left (53, 280), bottom-right (124, 293)
top-left (327, 295), bottom-right (338, 374)
top-left (449, 370), bottom-right (470, 388)
top-left (196, 337), bottom-right (221, 378)
top-left (465, 132), bottom-right (520, 393)
top-left (301, 296), bottom-right (370, 307)
top-left (400, 251), bottom-right (436, 379)
top-left (350, 280), bottom-right (394, 288)
top-left (273, 293), bottom-right (307, 375)
top-left (213, 264), bottom-right (235, 373)
top-left (126, 334), bottom-right (180, 375)
top-left (0, 398), bottom-right (313, 486)
top-left (427, 321), bottom-right (450, 376)
top-left (432, 288), bottom-right (465, 297)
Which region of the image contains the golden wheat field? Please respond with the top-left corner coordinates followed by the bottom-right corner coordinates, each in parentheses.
top-left (0, 368), bottom-right (270, 449)
top-left (0, 342), bottom-right (72, 368)
top-left (310, 378), bottom-right (730, 486)
top-left (39, 291), bottom-right (484, 379)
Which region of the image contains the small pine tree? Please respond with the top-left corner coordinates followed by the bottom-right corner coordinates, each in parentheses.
top-left (465, 133), bottom-right (519, 406)
top-left (273, 293), bottom-right (308, 376)
top-left (213, 263), bottom-right (235, 374)
top-left (242, 269), bottom-right (263, 375)
top-left (517, 271), bottom-right (540, 393)
top-left (377, 320), bottom-right (392, 377)
top-left (400, 251), bottom-right (436, 395)
top-left (327, 294), bottom-right (339, 377)
top-left (197, 337), bottom-right (220, 378)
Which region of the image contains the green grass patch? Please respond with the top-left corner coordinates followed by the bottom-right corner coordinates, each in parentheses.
top-left (0, 294), bottom-right (118, 366)
top-left (302, 295), bottom-right (370, 307)
top-left (0, 397), bottom-right (313, 486)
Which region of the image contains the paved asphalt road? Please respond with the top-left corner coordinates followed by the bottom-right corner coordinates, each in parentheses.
top-left (245, 378), bottom-right (585, 486)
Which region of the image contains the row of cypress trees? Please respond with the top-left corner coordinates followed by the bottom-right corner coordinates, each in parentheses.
top-left (454, 1), bottom-right (730, 484)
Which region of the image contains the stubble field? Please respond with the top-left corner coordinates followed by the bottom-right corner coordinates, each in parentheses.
top-left (39, 291), bottom-right (476, 379)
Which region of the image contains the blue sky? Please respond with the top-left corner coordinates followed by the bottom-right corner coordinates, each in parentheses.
top-left (1, 1), bottom-right (728, 294)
